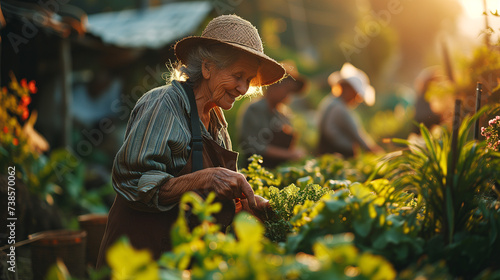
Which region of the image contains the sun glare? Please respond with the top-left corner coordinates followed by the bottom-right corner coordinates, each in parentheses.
top-left (459, 0), bottom-right (500, 19)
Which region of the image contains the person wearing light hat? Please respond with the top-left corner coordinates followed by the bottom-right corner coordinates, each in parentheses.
top-left (97, 15), bottom-right (285, 267)
top-left (238, 60), bottom-right (307, 169)
top-left (317, 62), bottom-right (380, 158)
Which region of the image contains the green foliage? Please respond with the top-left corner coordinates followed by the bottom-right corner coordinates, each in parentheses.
top-left (41, 107), bottom-right (500, 279)
top-left (397, 259), bottom-right (451, 280)
top-left (264, 183), bottom-right (332, 242)
top-left (366, 107), bottom-right (416, 144)
top-left (269, 184), bottom-right (331, 222)
top-left (385, 107), bottom-right (500, 240)
top-left (307, 234), bottom-right (397, 280)
top-left (276, 153), bottom-right (370, 189)
top-left (93, 138), bottom-right (500, 280)
top-left (422, 198), bottom-right (500, 279)
top-left (287, 181), bottom-right (423, 269)
top-left (158, 191), bottom-right (398, 280)
top-left (240, 155), bottom-right (280, 197)
top-left (384, 107), bottom-right (500, 277)
top-left (0, 73), bottom-right (111, 226)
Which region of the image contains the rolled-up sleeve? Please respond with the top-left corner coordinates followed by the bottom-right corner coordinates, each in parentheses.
top-left (112, 86), bottom-right (191, 212)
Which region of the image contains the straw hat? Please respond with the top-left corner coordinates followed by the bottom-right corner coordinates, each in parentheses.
top-left (174, 15), bottom-right (285, 86)
top-left (328, 63), bottom-right (375, 106)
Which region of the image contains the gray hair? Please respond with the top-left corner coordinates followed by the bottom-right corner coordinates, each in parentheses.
top-left (179, 44), bottom-right (240, 86)
top-left (170, 44), bottom-right (263, 96)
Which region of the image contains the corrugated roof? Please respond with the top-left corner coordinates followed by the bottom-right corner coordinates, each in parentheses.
top-left (86, 1), bottom-right (212, 49)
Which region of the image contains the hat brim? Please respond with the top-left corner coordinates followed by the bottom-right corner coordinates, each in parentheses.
top-left (273, 75), bottom-right (307, 95)
top-left (175, 36), bottom-right (285, 86)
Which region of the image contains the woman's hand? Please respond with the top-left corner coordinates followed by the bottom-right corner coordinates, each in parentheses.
top-left (159, 167), bottom-right (256, 207)
top-left (239, 195), bottom-right (276, 222)
top-left (203, 167), bottom-right (256, 207)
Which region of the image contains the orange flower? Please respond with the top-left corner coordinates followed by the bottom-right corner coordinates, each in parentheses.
top-left (1, 87), bottom-right (7, 94)
top-left (13, 138), bottom-right (19, 146)
top-left (28, 81), bottom-right (38, 94)
top-left (22, 108), bottom-right (29, 120)
top-left (3, 126), bottom-right (8, 134)
top-left (21, 96), bottom-right (31, 106)
top-left (21, 78), bottom-right (28, 88)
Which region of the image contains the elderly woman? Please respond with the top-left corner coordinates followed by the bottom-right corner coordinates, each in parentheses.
top-left (96, 15), bottom-right (285, 267)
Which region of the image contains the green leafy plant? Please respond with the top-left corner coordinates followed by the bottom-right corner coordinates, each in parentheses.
top-left (1, 73), bottom-right (110, 227)
top-left (384, 107), bottom-right (500, 277)
top-left (386, 107), bottom-right (500, 240)
top-left (276, 154), bottom-right (347, 188)
top-left (286, 182), bottom-right (423, 269)
top-left (264, 183), bottom-right (332, 242)
top-left (240, 154), bottom-right (280, 197)
top-left (98, 192), bottom-right (398, 280)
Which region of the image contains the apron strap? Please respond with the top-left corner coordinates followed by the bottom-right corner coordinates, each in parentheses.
top-left (181, 81), bottom-right (203, 172)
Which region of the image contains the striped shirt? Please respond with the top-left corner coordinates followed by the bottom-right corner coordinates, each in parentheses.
top-left (112, 80), bottom-right (232, 211)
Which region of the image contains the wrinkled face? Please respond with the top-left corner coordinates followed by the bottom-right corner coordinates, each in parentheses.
top-left (205, 54), bottom-right (260, 110)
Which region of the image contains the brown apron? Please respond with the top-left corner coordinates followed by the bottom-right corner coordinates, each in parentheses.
top-left (96, 82), bottom-right (239, 268)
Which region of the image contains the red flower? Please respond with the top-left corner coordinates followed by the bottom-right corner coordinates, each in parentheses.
top-left (3, 126), bottom-right (8, 134)
top-left (13, 138), bottom-right (19, 146)
top-left (21, 96), bottom-right (31, 106)
top-left (21, 79), bottom-right (28, 88)
top-left (28, 81), bottom-right (37, 94)
top-left (22, 108), bottom-right (29, 120)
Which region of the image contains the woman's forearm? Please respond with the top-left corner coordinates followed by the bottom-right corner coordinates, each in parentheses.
top-left (158, 171), bottom-right (210, 205)
top-left (157, 167), bottom-right (256, 207)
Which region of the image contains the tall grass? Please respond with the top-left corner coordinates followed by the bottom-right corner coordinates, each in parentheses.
top-left (385, 106), bottom-right (500, 241)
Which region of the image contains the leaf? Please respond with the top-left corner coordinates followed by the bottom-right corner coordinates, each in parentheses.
top-left (234, 212), bottom-right (264, 251)
top-left (358, 253), bottom-right (396, 280)
top-left (445, 187), bottom-right (455, 242)
top-left (297, 176), bottom-right (313, 188)
top-left (323, 198), bottom-right (347, 213)
top-left (107, 238), bottom-right (158, 280)
top-left (353, 205), bottom-right (374, 238)
top-left (44, 259), bottom-right (71, 280)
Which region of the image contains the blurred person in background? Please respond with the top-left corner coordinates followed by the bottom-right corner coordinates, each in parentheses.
top-left (317, 62), bottom-right (381, 158)
top-left (97, 15), bottom-right (284, 267)
top-left (238, 61), bottom-right (307, 169)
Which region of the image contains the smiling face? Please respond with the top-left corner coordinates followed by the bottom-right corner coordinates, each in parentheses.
top-left (203, 54), bottom-right (260, 110)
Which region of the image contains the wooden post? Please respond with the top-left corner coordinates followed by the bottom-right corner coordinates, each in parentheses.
top-left (474, 83), bottom-right (482, 140)
top-left (60, 38), bottom-right (72, 147)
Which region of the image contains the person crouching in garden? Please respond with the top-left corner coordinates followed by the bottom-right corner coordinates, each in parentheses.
top-left (317, 62), bottom-right (381, 158)
top-left (96, 15), bottom-right (285, 268)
